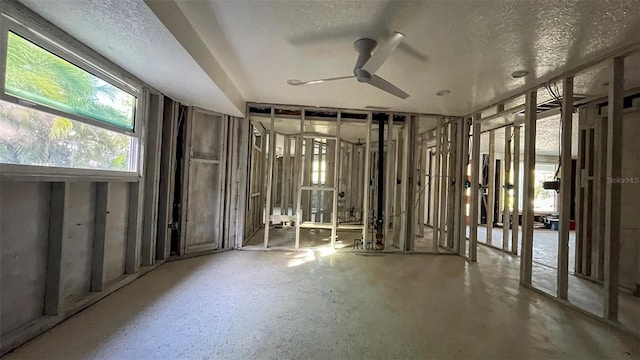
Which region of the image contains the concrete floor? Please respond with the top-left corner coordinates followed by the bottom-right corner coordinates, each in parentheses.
top-left (249, 224), bottom-right (639, 335)
top-left (5, 247), bottom-right (639, 359)
top-left (245, 227), bottom-right (363, 250)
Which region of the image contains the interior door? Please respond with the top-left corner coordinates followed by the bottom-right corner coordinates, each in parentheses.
top-left (180, 108), bottom-right (227, 254)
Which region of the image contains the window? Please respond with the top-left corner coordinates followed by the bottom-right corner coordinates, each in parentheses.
top-left (0, 100), bottom-right (135, 171)
top-left (533, 163), bottom-right (558, 213)
top-left (311, 141), bottom-right (327, 185)
top-left (5, 32), bottom-right (136, 131)
top-left (1, 24), bottom-right (139, 173)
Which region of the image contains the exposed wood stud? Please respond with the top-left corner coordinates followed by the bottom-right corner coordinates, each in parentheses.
top-left (141, 92), bottom-right (162, 266)
top-left (125, 181), bottom-right (142, 274)
top-left (385, 114), bottom-right (394, 248)
top-left (446, 122), bottom-right (456, 249)
top-left (432, 118), bottom-right (442, 253)
top-left (593, 105), bottom-right (607, 282)
top-left (403, 115), bottom-right (418, 251)
top-left (558, 76), bottom-right (574, 299)
top-left (502, 125), bottom-right (512, 252)
top-left (470, 114), bottom-right (481, 261)
top-left (487, 131), bottom-right (496, 246)
top-left (91, 182), bottom-right (109, 292)
top-left (44, 182), bottom-right (68, 315)
top-left (219, 115), bottom-right (229, 249)
top-left (295, 110), bottom-right (306, 250)
top-left (361, 113), bottom-right (372, 243)
top-left (520, 90), bottom-right (537, 285)
top-left (511, 125), bottom-right (521, 256)
top-left (156, 99), bottom-right (179, 260)
top-left (439, 123), bottom-right (449, 248)
top-left (331, 112), bottom-right (341, 248)
top-left (604, 57), bottom-right (623, 321)
top-left (456, 118), bottom-right (469, 256)
top-left (282, 136), bottom-right (290, 216)
top-left (179, 107), bottom-right (193, 256)
top-left (418, 137), bottom-right (427, 238)
top-left (263, 107), bottom-right (276, 248)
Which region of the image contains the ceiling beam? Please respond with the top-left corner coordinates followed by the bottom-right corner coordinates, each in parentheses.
top-left (144, 0), bottom-right (245, 117)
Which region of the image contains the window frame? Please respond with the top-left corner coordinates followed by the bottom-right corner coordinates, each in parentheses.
top-left (0, 9), bottom-right (146, 178)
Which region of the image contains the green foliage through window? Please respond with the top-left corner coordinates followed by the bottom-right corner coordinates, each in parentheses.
top-left (0, 100), bottom-right (133, 171)
top-left (4, 32), bottom-right (135, 131)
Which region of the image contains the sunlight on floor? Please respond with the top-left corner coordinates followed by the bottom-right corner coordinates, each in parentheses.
top-left (286, 246), bottom-right (337, 267)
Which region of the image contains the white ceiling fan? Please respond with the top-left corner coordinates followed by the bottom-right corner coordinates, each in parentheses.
top-left (287, 32), bottom-right (409, 99)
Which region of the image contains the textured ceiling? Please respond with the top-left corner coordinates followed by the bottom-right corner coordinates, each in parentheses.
top-left (16, 0), bottom-right (640, 117)
top-left (177, 0), bottom-right (640, 115)
top-left (17, 0), bottom-right (243, 116)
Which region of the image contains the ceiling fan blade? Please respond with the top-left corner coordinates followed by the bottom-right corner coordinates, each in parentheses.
top-left (368, 75), bottom-right (409, 99)
top-left (361, 32), bottom-right (404, 75)
top-left (287, 75), bottom-right (354, 86)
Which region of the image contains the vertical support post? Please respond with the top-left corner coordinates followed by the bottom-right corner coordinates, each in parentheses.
top-left (142, 93), bottom-right (163, 266)
top-left (348, 142), bottom-right (355, 211)
top-left (260, 124), bottom-right (267, 227)
top-left (295, 111), bottom-right (306, 250)
top-left (400, 115), bottom-right (416, 251)
top-left (263, 107), bottom-right (276, 248)
top-left (126, 181), bottom-right (142, 274)
top-left (487, 131), bottom-right (496, 246)
top-left (362, 113), bottom-right (373, 243)
top-left (219, 115), bottom-right (229, 249)
top-left (156, 99), bottom-right (178, 260)
top-left (282, 135), bottom-right (291, 215)
top-left (446, 122), bottom-right (457, 249)
top-left (235, 111), bottom-right (251, 249)
top-left (432, 119), bottom-right (442, 252)
top-left (92, 182), bottom-right (108, 292)
top-left (427, 148), bottom-right (433, 225)
top-left (331, 112), bottom-right (341, 248)
top-left (384, 114), bottom-right (394, 248)
top-left (470, 114), bottom-right (481, 261)
top-left (452, 120), bottom-right (462, 252)
top-left (604, 57), bottom-right (623, 320)
top-left (593, 105), bottom-right (607, 282)
top-left (44, 182), bottom-right (68, 315)
top-left (439, 122), bottom-right (449, 247)
top-left (512, 125), bottom-right (521, 255)
top-left (179, 107), bottom-right (193, 256)
top-left (558, 76), bottom-right (574, 299)
top-left (392, 128), bottom-right (401, 245)
top-left (459, 118), bottom-right (470, 256)
top-left (520, 90), bottom-right (537, 285)
top-left (503, 125), bottom-right (512, 251)
top-left (292, 135), bottom-right (300, 217)
top-left (418, 137), bottom-right (427, 237)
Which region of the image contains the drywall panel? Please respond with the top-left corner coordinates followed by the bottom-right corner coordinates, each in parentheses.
top-left (61, 182), bottom-right (95, 304)
top-left (103, 182), bottom-right (129, 283)
top-left (619, 111), bottom-right (640, 289)
top-left (185, 161), bottom-right (220, 248)
top-left (0, 181), bottom-right (50, 335)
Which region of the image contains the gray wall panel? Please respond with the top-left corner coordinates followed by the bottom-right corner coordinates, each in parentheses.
top-left (0, 181), bottom-right (50, 335)
top-left (620, 111), bottom-right (640, 289)
top-left (103, 182), bottom-right (129, 283)
top-left (61, 182), bottom-right (96, 303)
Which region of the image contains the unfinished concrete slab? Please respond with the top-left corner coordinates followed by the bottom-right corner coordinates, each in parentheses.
top-left (5, 248), bottom-right (638, 360)
top-left (245, 227), bottom-right (362, 250)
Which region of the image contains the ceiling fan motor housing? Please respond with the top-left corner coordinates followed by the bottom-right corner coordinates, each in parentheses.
top-left (353, 38), bottom-right (377, 82)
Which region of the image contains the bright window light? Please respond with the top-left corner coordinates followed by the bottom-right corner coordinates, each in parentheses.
top-left (5, 32), bottom-right (136, 131)
top-left (0, 99), bottom-right (135, 171)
